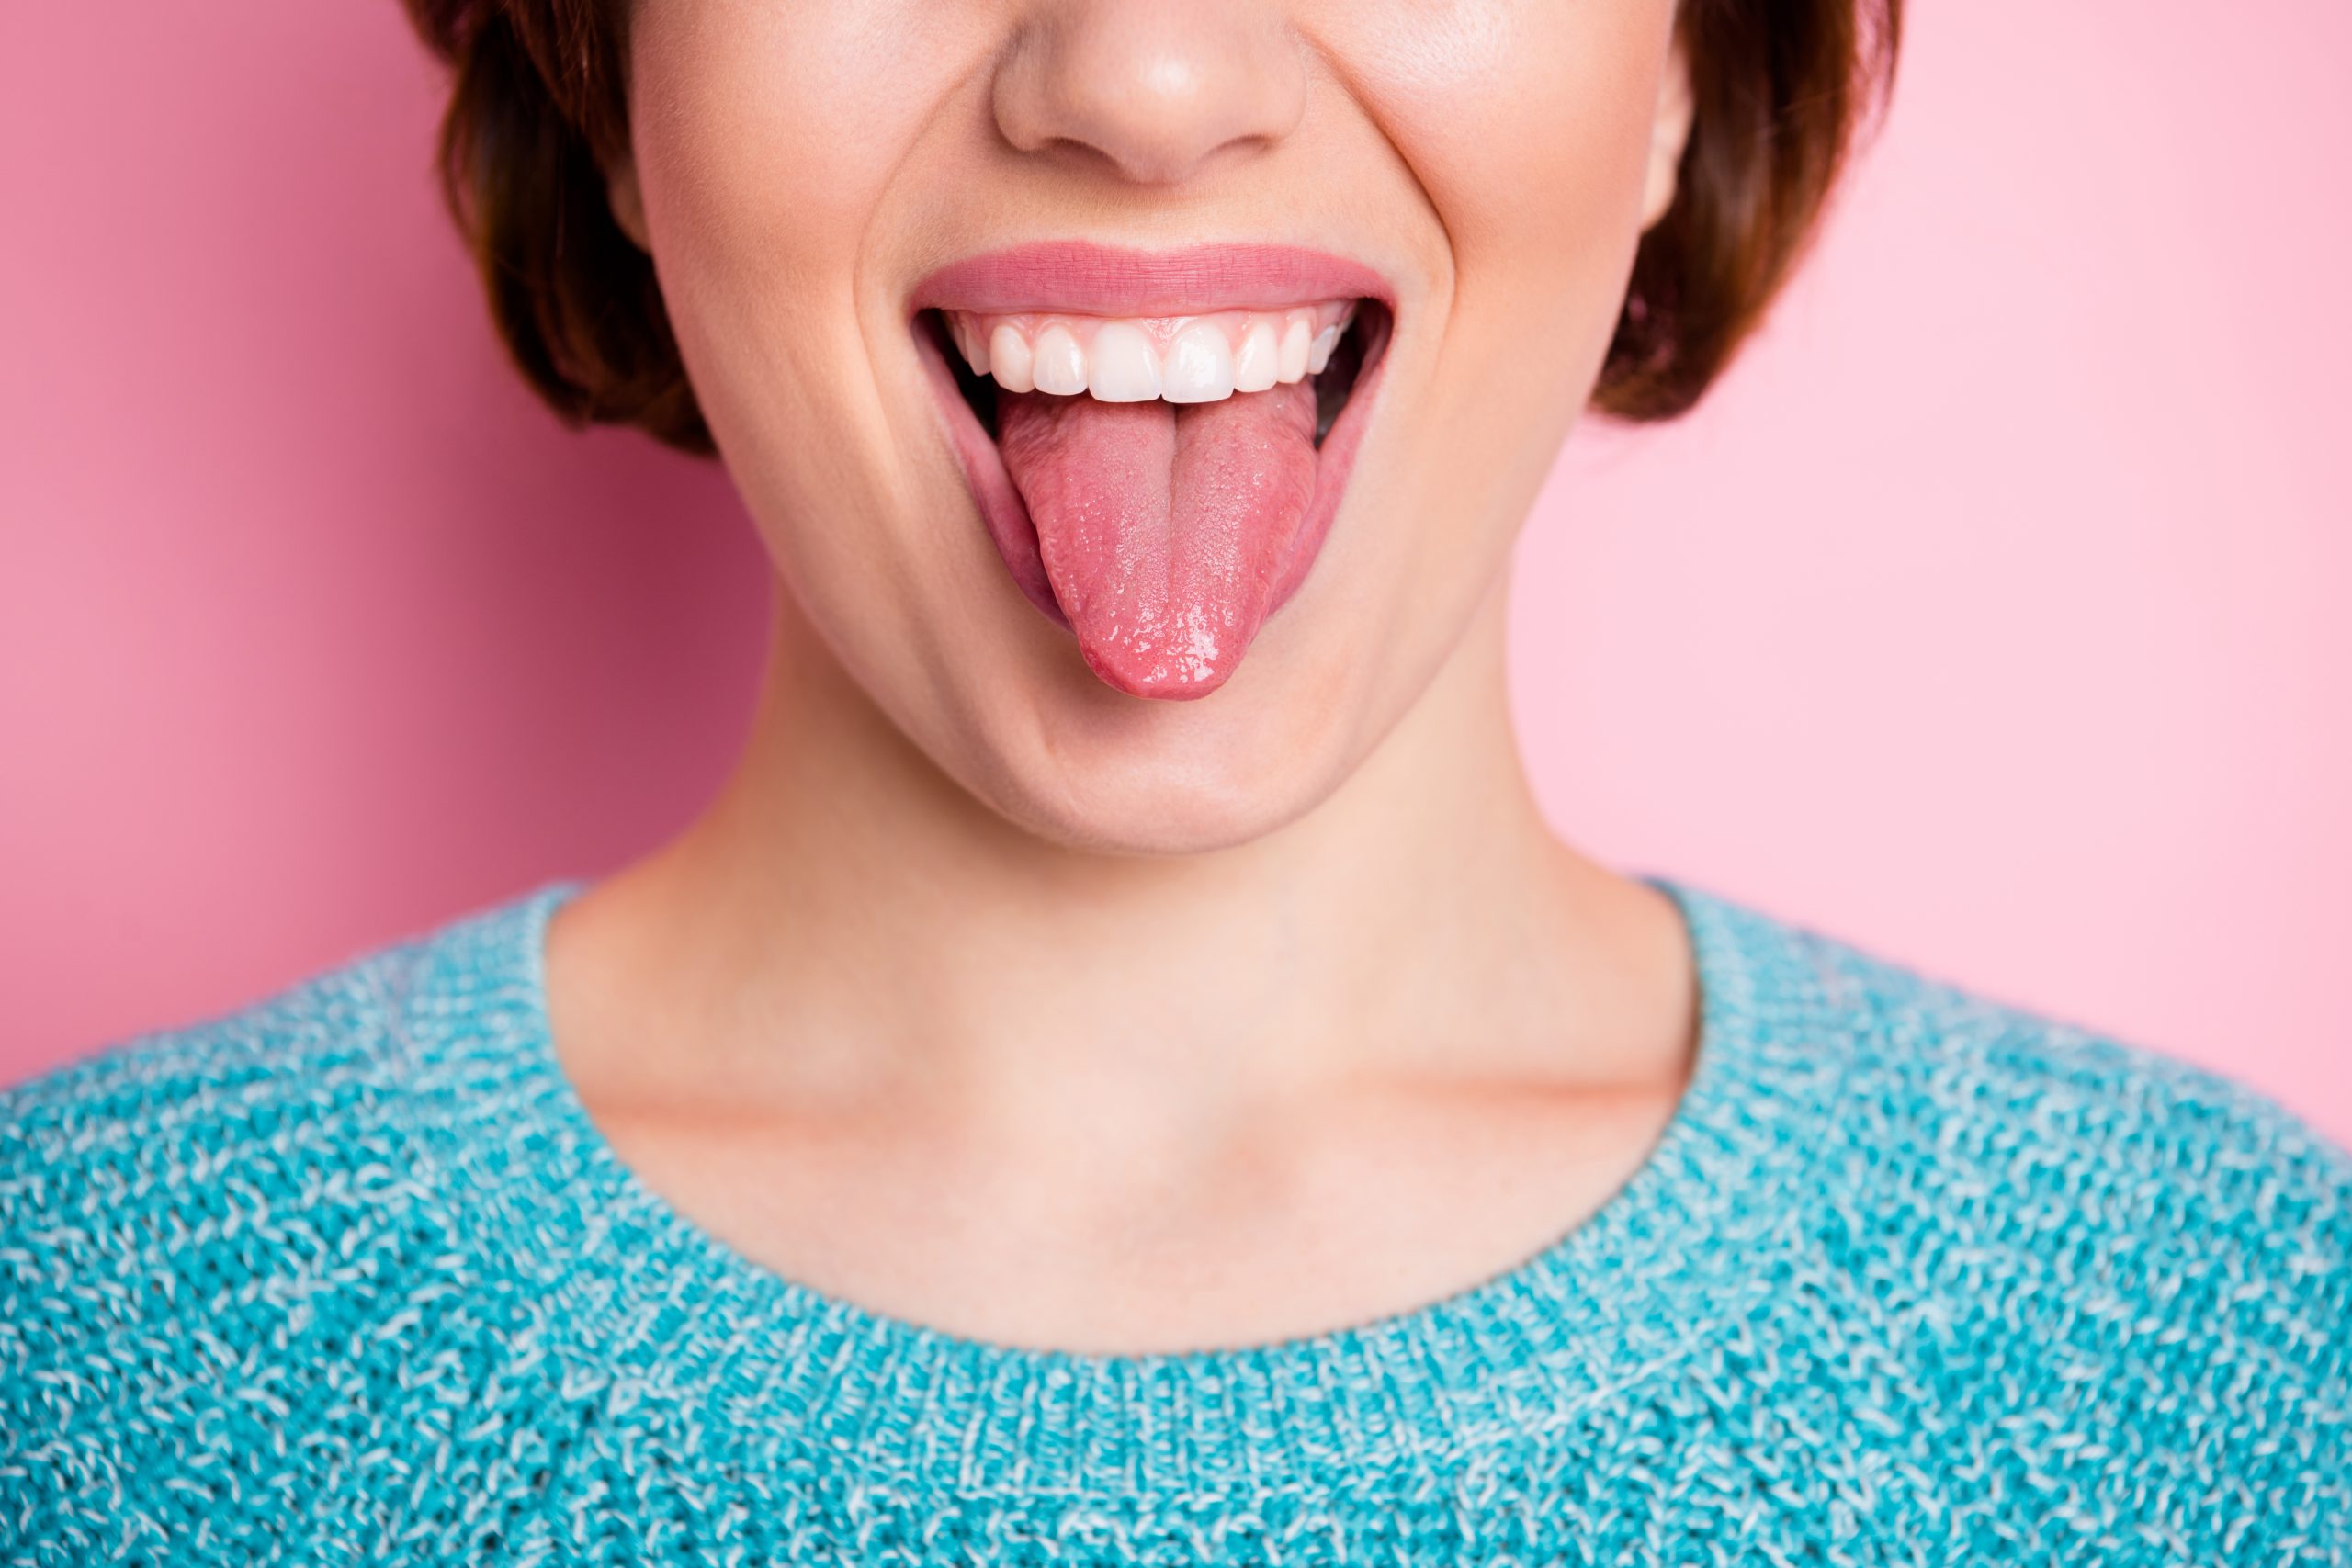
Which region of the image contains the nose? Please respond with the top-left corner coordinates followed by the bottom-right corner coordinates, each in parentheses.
top-left (993, 0), bottom-right (1307, 186)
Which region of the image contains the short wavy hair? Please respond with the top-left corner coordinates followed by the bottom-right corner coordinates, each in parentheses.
top-left (401, 0), bottom-right (1903, 456)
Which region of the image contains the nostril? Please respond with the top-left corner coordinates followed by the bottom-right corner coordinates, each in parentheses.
top-left (990, 6), bottom-right (1306, 188)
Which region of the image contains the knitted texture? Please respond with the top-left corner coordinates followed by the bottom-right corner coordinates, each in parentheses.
top-left (4, 877), bottom-right (2346, 1565)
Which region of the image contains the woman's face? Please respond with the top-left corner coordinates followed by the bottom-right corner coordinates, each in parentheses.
top-left (611, 0), bottom-right (1692, 852)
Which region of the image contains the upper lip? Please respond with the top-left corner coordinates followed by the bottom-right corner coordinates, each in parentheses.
top-left (907, 239), bottom-right (1397, 320)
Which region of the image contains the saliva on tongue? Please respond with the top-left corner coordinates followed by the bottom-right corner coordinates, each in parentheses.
top-left (995, 377), bottom-right (1318, 700)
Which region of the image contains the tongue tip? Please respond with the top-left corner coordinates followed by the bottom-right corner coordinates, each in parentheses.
top-left (1077, 633), bottom-right (1245, 701)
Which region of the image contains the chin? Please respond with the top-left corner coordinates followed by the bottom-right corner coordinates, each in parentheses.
top-left (956, 638), bottom-right (1370, 856)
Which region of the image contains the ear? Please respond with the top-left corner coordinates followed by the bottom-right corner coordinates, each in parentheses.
top-left (605, 153), bottom-right (650, 252)
top-left (1640, 28), bottom-right (1696, 231)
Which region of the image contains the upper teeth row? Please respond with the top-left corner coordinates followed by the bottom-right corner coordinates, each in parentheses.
top-left (943, 300), bottom-right (1358, 404)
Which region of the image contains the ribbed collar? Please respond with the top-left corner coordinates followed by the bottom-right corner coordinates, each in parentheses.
top-left (396, 873), bottom-right (1854, 1496)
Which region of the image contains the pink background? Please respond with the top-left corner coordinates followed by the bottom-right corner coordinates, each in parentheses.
top-left (5, 3), bottom-right (2346, 1145)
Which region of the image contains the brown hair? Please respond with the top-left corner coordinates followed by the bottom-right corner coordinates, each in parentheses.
top-left (401, 0), bottom-right (1903, 455)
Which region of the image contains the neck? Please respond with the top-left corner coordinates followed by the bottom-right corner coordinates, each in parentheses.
top-left (555, 569), bottom-right (1691, 1136)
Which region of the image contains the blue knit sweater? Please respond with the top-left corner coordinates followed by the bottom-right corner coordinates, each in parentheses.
top-left (4, 877), bottom-right (2346, 1565)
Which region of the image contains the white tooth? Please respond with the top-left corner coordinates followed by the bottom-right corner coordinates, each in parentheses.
top-left (944, 315), bottom-right (982, 374)
top-left (989, 323), bottom-right (1035, 394)
top-left (961, 318), bottom-right (991, 376)
top-left (1161, 321), bottom-right (1236, 403)
top-left (1232, 320), bottom-right (1280, 393)
top-left (1032, 324), bottom-right (1088, 396)
top-left (1086, 321), bottom-right (1162, 402)
top-left (1275, 317), bottom-right (1312, 384)
top-left (1306, 325), bottom-right (1341, 375)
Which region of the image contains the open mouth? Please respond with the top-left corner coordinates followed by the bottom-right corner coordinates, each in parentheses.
top-left (910, 245), bottom-right (1396, 701)
top-left (926, 299), bottom-right (1383, 450)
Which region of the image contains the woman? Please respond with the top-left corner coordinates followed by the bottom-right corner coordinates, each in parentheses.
top-left (5, 0), bottom-right (2345, 1562)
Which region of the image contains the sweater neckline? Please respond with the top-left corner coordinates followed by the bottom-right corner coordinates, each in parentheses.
top-left (416, 872), bottom-right (1849, 1493)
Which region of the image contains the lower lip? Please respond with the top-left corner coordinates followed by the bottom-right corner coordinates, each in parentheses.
top-left (915, 307), bottom-right (1395, 681)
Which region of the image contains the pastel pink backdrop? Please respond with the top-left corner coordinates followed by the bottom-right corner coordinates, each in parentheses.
top-left (4, 3), bottom-right (2346, 1144)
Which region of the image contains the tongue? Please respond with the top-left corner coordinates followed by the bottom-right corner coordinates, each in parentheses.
top-left (995, 378), bottom-right (1318, 699)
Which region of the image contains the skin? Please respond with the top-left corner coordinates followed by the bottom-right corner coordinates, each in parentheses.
top-left (548, 0), bottom-right (1703, 1355)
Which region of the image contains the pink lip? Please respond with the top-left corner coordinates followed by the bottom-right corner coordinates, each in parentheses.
top-left (909, 239), bottom-right (1396, 318)
top-left (911, 240), bottom-right (1398, 697)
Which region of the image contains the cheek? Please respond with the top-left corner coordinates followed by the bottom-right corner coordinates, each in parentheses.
top-left (624, 3), bottom-right (996, 657)
top-left (629, 1), bottom-right (949, 274)
top-left (624, 3), bottom-right (966, 459)
top-left (1352, 0), bottom-right (1673, 261)
top-left (1345, 0), bottom-right (1675, 554)
top-left (1307, 0), bottom-right (1674, 649)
